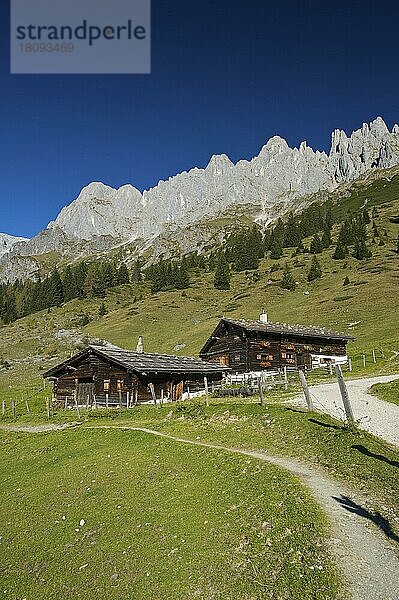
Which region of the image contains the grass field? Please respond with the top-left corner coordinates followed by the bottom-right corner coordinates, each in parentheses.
top-left (369, 379), bottom-right (399, 406)
top-left (0, 426), bottom-right (342, 600)
top-left (79, 399), bottom-right (399, 528)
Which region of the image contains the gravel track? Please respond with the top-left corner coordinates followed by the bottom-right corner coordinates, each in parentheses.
top-left (292, 375), bottom-right (399, 448)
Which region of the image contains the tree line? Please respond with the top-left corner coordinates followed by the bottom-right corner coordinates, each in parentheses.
top-left (0, 259), bottom-right (133, 325)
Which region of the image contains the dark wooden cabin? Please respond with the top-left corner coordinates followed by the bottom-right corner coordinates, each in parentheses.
top-left (199, 316), bottom-right (354, 372)
top-left (43, 344), bottom-right (228, 407)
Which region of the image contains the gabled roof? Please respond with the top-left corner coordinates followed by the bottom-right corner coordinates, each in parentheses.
top-left (200, 318), bottom-right (354, 354)
top-left (43, 344), bottom-right (228, 378)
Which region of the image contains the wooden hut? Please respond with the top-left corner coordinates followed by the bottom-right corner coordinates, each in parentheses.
top-left (199, 314), bottom-right (354, 372)
top-left (43, 344), bottom-right (228, 407)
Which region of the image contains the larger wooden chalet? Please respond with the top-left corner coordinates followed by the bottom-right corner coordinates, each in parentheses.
top-left (43, 343), bottom-right (228, 407)
top-left (199, 313), bottom-right (354, 372)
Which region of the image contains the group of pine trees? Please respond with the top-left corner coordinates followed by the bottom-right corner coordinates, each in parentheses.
top-left (145, 257), bottom-right (190, 293)
top-left (0, 259), bottom-right (131, 325)
top-left (0, 196), bottom-right (391, 326)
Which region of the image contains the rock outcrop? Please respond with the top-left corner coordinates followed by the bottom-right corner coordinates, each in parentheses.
top-left (1, 117), bottom-right (399, 282)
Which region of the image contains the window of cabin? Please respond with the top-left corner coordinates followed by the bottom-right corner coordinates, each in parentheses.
top-left (103, 380), bottom-right (110, 392)
top-left (117, 379), bottom-right (124, 391)
top-left (257, 354), bottom-right (273, 361)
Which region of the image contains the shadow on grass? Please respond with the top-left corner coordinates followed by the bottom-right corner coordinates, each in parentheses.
top-left (285, 407), bottom-right (307, 414)
top-left (333, 495), bottom-right (399, 545)
top-left (308, 418), bottom-right (344, 431)
top-left (351, 444), bottom-right (399, 468)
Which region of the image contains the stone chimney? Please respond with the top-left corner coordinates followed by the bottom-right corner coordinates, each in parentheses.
top-left (136, 336), bottom-right (144, 353)
top-left (259, 309), bottom-right (268, 324)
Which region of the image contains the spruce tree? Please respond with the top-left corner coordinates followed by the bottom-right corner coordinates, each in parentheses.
top-left (48, 268), bottom-right (64, 306)
top-left (321, 227), bottom-right (331, 249)
top-left (353, 238), bottom-right (372, 260)
top-left (281, 264), bottom-right (296, 290)
top-left (63, 265), bottom-right (78, 302)
top-left (98, 302), bottom-right (107, 316)
top-left (332, 241), bottom-right (347, 260)
top-left (173, 262), bottom-right (190, 289)
top-left (307, 256), bottom-right (322, 282)
top-left (343, 276), bottom-right (350, 286)
top-left (310, 233), bottom-right (323, 254)
top-left (132, 259), bottom-right (142, 283)
top-left (117, 263), bottom-right (130, 285)
top-left (214, 254), bottom-right (230, 290)
top-left (270, 230), bottom-right (283, 259)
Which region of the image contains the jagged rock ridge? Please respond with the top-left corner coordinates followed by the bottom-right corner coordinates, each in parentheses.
top-left (1, 116), bottom-right (399, 282)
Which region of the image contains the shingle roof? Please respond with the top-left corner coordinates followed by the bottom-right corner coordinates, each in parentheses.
top-left (221, 318), bottom-right (354, 340)
top-left (43, 344), bottom-right (228, 378)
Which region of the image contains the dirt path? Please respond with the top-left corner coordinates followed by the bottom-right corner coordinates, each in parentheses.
top-left (0, 422), bottom-right (81, 433)
top-left (293, 374), bottom-right (399, 447)
top-left (85, 425), bottom-right (399, 600)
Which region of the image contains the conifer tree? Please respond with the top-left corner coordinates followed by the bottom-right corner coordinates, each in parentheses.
top-left (310, 233), bottom-right (323, 254)
top-left (281, 264), bottom-right (296, 290)
top-left (321, 227), bottom-right (331, 249)
top-left (48, 268), bottom-right (64, 306)
top-left (332, 241), bottom-right (347, 260)
top-left (270, 230), bottom-right (283, 259)
top-left (214, 254), bottom-right (230, 290)
top-left (173, 262), bottom-right (190, 289)
top-left (98, 302), bottom-right (107, 316)
top-left (343, 276), bottom-right (350, 286)
top-left (307, 256), bottom-right (322, 282)
top-left (131, 259), bottom-right (142, 282)
top-left (117, 263), bottom-right (130, 285)
top-left (352, 238), bottom-right (372, 260)
top-left (63, 265), bottom-right (78, 302)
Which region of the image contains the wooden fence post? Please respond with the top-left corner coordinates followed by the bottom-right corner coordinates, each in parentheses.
top-left (380, 349), bottom-right (385, 359)
top-left (362, 354), bottom-right (366, 368)
top-left (258, 377), bottom-right (264, 406)
top-left (2, 400), bottom-right (5, 417)
top-left (25, 399), bottom-right (31, 416)
top-left (204, 377), bottom-right (209, 407)
top-left (335, 365), bottom-right (354, 426)
top-left (149, 383), bottom-right (157, 407)
top-left (73, 380), bottom-right (81, 419)
top-left (372, 349), bottom-right (376, 364)
top-left (160, 389), bottom-right (164, 406)
top-left (283, 366), bottom-right (288, 390)
top-left (11, 400), bottom-right (16, 419)
top-left (105, 393), bottom-right (109, 409)
top-left (298, 370), bottom-right (313, 411)
top-left (126, 391), bottom-right (130, 409)
top-left (45, 397), bottom-right (50, 419)
top-left (118, 390), bottom-right (122, 409)
top-left (348, 358), bottom-right (352, 372)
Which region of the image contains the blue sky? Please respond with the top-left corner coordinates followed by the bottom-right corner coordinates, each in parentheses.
top-left (1, 0), bottom-right (399, 238)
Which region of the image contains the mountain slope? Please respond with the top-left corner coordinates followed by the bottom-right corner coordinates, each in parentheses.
top-left (1, 116), bottom-right (399, 283)
top-left (0, 233), bottom-right (28, 258)
top-left (0, 172), bottom-right (397, 404)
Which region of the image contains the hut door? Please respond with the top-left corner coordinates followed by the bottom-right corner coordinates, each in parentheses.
top-left (77, 379), bottom-right (94, 403)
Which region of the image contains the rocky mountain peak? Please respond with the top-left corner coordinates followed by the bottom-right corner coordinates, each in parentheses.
top-left (1, 116), bottom-right (399, 283)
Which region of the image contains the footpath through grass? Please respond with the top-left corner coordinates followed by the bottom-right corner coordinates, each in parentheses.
top-left (81, 399), bottom-right (399, 534)
top-left (0, 427), bottom-right (342, 600)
